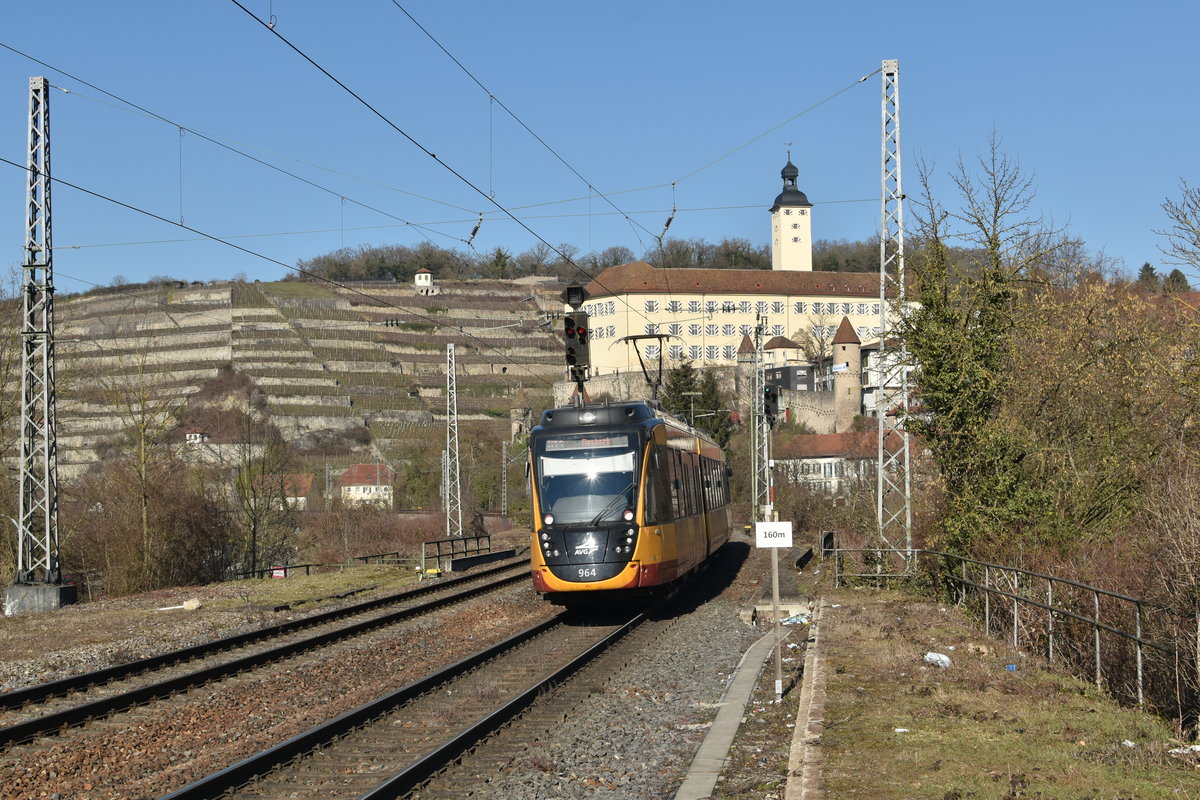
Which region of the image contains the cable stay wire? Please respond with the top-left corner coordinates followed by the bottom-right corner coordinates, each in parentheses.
top-left (0, 155), bottom-right (557, 388)
top-left (388, 1), bottom-right (653, 252)
top-left (228, 0), bottom-right (657, 330)
top-left (673, 68), bottom-right (880, 185)
top-left (51, 196), bottom-right (877, 252)
top-left (49, 80), bottom-right (480, 216)
top-left (0, 41), bottom-right (470, 245)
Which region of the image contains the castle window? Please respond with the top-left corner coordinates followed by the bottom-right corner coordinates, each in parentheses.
top-left (723, 345), bottom-right (737, 360)
top-left (669, 345), bottom-right (683, 360)
top-left (706, 345), bottom-right (719, 360)
top-left (756, 301), bottom-right (768, 314)
top-left (706, 324), bottom-right (719, 336)
top-left (739, 324), bottom-right (752, 336)
top-left (645, 323), bottom-right (659, 335)
top-left (791, 223), bottom-right (801, 229)
top-left (688, 300), bottom-right (701, 313)
top-left (706, 301), bottom-right (718, 314)
top-left (739, 301), bottom-right (751, 314)
top-left (667, 300), bottom-right (683, 313)
top-left (722, 324), bottom-right (735, 337)
top-left (773, 325), bottom-right (785, 336)
top-left (689, 345), bottom-right (702, 359)
top-left (784, 208), bottom-right (792, 215)
top-left (772, 302), bottom-right (785, 314)
top-left (856, 303), bottom-right (867, 315)
top-left (793, 301), bottom-right (807, 314)
top-left (792, 237), bottom-right (801, 243)
top-left (668, 323), bottom-right (682, 336)
top-left (645, 345), bottom-right (660, 358)
top-left (688, 324), bottom-right (701, 336)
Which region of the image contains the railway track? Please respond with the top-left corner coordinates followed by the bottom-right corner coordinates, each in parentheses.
top-left (0, 561), bottom-right (528, 750)
top-left (161, 609), bottom-right (648, 800)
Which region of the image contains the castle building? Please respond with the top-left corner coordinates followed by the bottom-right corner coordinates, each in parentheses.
top-left (577, 160), bottom-right (882, 376)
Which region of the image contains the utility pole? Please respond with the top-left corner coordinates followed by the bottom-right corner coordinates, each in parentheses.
top-left (876, 58), bottom-right (913, 569)
top-left (445, 343), bottom-right (463, 537)
top-left (5, 77), bottom-right (73, 615)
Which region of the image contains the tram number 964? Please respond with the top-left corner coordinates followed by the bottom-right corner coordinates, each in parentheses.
top-left (576, 567), bottom-right (598, 579)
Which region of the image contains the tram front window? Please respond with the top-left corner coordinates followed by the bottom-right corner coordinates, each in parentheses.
top-left (535, 433), bottom-right (638, 525)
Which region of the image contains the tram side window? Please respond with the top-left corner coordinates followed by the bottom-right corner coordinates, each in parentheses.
top-left (684, 451), bottom-right (697, 517)
top-left (701, 458), bottom-right (713, 510)
top-left (644, 446), bottom-right (671, 524)
top-left (668, 449), bottom-right (682, 519)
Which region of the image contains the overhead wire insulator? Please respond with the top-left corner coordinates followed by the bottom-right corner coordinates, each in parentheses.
top-left (466, 213), bottom-right (483, 248)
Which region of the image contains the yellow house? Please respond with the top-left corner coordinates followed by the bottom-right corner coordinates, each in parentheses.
top-left (574, 159), bottom-right (884, 376)
top-left (579, 262), bottom-right (881, 375)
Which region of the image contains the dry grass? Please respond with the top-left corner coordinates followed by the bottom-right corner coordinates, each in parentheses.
top-left (0, 565), bottom-right (419, 663)
top-left (819, 587), bottom-right (1199, 799)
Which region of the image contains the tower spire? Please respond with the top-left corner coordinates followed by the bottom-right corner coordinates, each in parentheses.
top-left (769, 156), bottom-right (813, 271)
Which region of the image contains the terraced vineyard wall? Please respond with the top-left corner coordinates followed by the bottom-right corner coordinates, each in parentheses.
top-left (42, 279), bottom-right (562, 480)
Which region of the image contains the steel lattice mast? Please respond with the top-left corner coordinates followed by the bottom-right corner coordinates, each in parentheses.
top-left (876, 59), bottom-right (913, 566)
top-left (16, 77), bottom-right (61, 585)
top-left (752, 316), bottom-right (771, 521)
top-left (444, 343), bottom-right (463, 537)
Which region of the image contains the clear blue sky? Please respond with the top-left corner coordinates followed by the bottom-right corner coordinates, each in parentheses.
top-left (1, 1), bottom-right (1197, 294)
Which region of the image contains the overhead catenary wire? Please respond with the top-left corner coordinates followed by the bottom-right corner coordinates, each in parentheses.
top-left (4, 37), bottom-right (876, 269)
top-left (228, 0), bottom-right (658, 331)
top-left (0, 41), bottom-right (466, 245)
top-left (388, 1), bottom-right (653, 252)
top-left (52, 198), bottom-right (877, 252)
top-left (0, 155), bottom-right (557, 389)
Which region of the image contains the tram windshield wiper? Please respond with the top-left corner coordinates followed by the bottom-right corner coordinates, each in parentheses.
top-left (591, 481), bottom-right (635, 526)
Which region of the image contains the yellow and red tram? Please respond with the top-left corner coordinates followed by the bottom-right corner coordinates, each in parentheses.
top-left (527, 401), bottom-right (731, 603)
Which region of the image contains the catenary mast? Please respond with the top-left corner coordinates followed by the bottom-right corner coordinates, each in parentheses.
top-left (876, 59), bottom-right (913, 566)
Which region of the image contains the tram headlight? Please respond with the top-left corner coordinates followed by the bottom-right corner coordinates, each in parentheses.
top-left (543, 513), bottom-right (554, 526)
top-left (622, 508), bottom-right (634, 522)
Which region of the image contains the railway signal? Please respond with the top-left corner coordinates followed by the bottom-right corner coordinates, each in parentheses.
top-left (564, 313), bottom-right (590, 369)
top-left (763, 385), bottom-right (779, 426)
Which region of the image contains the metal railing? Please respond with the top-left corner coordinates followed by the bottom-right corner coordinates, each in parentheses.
top-left (831, 538), bottom-right (1199, 732)
top-left (420, 535), bottom-right (492, 574)
top-left (234, 550), bottom-right (418, 580)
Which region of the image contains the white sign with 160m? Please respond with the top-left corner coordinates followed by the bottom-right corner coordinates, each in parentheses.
top-left (755, 521), bottom-right (793, 548)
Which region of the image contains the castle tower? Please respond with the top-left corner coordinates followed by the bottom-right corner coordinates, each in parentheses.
top-left (769, 158), bottom-right (813, 271)
top-left (831, 317), bottom-right (861, 433)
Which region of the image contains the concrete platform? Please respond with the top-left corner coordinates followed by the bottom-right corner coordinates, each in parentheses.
top-left (675, 628), bottom-right (792, 800)
top-left (3, 583), bottom-right (77, 616)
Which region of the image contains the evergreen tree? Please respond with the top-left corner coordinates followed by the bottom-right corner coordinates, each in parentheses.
top-left (1136, 262), bottom-right (1161, 291)
top-left (1163, 268), bottom-right (1192, 292)
top-left (659, 361), bottom-right (699, 422)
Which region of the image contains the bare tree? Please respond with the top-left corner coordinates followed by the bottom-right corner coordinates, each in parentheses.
top-left (1158, 179), bottom-right (1200, 276)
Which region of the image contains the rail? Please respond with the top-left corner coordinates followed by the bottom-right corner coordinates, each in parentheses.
top-left (830, 538), bottom-right (1199, 732)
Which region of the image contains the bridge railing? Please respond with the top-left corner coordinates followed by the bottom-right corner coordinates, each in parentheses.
top-left (830, 536), bottom-right (1198, 734)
